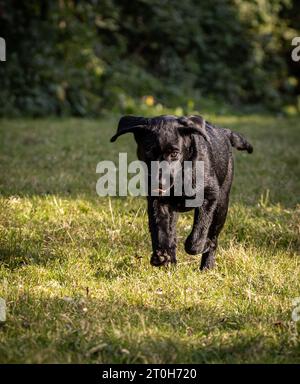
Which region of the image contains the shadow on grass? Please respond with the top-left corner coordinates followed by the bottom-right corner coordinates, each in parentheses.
top-left (0, 295), bottom-right (299, 363)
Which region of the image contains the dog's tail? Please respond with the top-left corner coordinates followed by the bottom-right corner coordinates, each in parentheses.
top-left (225, 129), bottom-right (253, 153)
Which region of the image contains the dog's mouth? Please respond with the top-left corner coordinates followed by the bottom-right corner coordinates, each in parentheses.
top-left (152, 183), bottom-right (174, 196)
top-left (152, 188), bottom-right (167, 195)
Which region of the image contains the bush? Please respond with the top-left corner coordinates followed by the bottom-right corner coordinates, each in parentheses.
top-left (0, 0), bottom-right (299, 116)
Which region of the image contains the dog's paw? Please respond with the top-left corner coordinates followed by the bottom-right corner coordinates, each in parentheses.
top-left (200, 251), bottom-right (215, 271)
top-left (150, 250), bottom-right (174, 267)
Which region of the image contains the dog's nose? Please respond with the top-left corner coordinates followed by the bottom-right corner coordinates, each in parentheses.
top-left (159, 175), bottom-right (169, 189)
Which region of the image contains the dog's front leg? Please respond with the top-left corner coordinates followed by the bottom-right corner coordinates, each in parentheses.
top-left (184, 192), bottom-right (218, 258)
top-left (147, 197), bottom-right (177, 266)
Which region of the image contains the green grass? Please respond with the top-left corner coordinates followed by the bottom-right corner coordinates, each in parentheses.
top-left (0, 114), bottom-right (299, 363)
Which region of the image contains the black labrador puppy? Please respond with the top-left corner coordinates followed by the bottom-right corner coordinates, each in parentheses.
top-left (111, 115), bottom-right (253, 270)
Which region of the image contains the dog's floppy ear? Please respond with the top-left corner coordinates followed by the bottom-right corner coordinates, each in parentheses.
top-left (177, 115), bottom-right (208, 141)
top-left (110, 115), bottom-right (149, 142)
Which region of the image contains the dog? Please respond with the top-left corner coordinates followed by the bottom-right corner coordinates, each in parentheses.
top-left (110, 115), bottom-right (253, 270)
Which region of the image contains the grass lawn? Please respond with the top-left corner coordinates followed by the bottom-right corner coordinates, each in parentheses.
top-left (0, 114), bottom-right (299, 363)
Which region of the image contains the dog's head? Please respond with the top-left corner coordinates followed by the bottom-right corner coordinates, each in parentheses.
top-left (110, 114), bottom-right (207, 194)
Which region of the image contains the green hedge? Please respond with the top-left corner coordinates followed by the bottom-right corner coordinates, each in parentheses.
top-left (0, 0), bottom-right (299, 116)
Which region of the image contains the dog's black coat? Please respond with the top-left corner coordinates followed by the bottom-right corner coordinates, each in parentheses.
top-left (111, 115), bottom-right (253, 270)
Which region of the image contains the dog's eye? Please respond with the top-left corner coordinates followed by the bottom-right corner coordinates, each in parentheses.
top-left (170, 151), bottom-right (179, 160)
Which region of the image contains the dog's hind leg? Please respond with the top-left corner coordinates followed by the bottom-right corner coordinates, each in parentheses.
top-left (200, 194), bottom-right (230, 270)
top-left (199, 238), bottom-right (218, 270)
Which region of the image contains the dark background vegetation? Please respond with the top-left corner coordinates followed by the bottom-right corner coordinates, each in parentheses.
top-left (0, 0), bottom-right (299, 117)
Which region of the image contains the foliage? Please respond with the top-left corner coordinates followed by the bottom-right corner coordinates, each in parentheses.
top-left (0, 0), bottom-right (299, 116)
